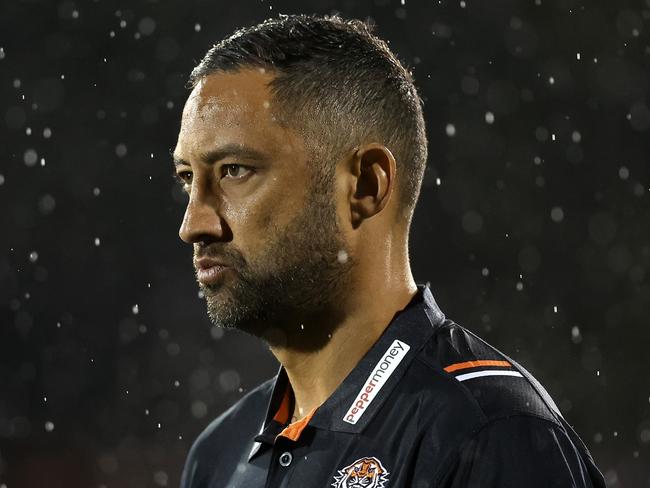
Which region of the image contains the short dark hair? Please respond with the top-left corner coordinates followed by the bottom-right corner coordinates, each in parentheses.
top-left (189, 13), bottom-right (427, 227)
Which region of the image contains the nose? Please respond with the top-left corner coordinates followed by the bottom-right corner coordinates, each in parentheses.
top-left (178, 190), bottom-right (224, 244)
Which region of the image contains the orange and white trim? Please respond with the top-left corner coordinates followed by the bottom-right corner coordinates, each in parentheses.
top-left (443, 359), bottom-right (523, 382)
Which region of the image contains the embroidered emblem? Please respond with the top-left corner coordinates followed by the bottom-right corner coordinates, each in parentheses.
top-left (331, 456), bottom-right (390, 488)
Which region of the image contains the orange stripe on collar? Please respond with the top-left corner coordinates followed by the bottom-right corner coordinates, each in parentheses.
top-left (276, 407), bottom-right (318, 442)
top-left (273, 387), bottom-right (292, 424)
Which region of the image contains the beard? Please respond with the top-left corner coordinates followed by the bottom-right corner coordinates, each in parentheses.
top-left (196, 174), bottom-right (355, 352)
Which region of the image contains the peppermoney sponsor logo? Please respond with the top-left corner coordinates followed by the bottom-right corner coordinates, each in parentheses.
top-left (343, 339), bottom-right (410, 424)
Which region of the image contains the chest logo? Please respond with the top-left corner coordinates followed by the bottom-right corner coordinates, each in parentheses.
top-left (343, 339), bottom-right (410, 424)
top-left (331, 456), bottom-right (389, 488)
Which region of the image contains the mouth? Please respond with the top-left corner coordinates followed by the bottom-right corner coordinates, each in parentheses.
top-left (193, 255), bottom-right (232, 286)
top-left (196, 264), bottom-right (230, 286)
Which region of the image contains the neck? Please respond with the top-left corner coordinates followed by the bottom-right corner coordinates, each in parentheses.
top-left (269, 264), bottom-right (418, 421)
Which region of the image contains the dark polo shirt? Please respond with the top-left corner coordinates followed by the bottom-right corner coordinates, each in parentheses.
top-left (180, 283), bottom-right (606, 488)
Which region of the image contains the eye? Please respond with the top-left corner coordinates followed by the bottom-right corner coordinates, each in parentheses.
top-left (222, 164), bottom-right (252, 179)
top-left (175, 170), bottom-right (193, 185)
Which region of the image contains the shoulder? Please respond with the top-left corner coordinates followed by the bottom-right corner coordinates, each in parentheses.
top-left (406, 320), bottom-right (604, 485)
top-left (437, 414), bottom-right (604, 487)
top-left (180, 377), bottom-right (275, 488)
top-left (413, 319), bottom-right (562, 425)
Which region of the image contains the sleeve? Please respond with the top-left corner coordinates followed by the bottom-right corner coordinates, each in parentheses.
top-left (179, 438), bottom-right (205, 488)
top-left (440, 415), bottom-right (605, 488)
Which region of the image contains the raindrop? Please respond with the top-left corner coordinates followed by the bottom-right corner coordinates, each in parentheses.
top-left (43, 127), bottom-right (52, 138)
top-left (173, 380), bottom-right (180, 387)
top-left (40, 157), bottom-right (46, 166)
top-left (115, 143), bottom-right (127, 157)
top-left (194, 23), bottom-right (202, 32)
top-left (571, 325), bottom-right (582, 343)
top-left (571, 130), bottom-right (581, 143)
top-left (553, 305), bottom-right (558, 313)
top-left (26, 127), bottom-right (32, 135)
top-left (138, 17), bottom-right (156, 36)
top-left (550, 206), bottom-right (564, 222)
top-left (157, 422), bottom-right (161, 429)
top-left (481, 267), bottom-right (489, 277)
top-left (548, 76), bottom-right (555, 84)
top-left (93, 187), bottom-right (101, 196)
top-left (13, 78), bottom-right (21, 88)
top-left (485, 112), bottom-right (495, 124)
top-left (337, 249), bottom-right (348, 263)
top-left (94, 237), bottom-right (101, 246)
top-left (576, 52), bottom-right (581, 60)
top-left (461, 210), bottom-right (483, 234)
top-left (435, 177), bottom-right (441, 186)
top-left (445, 123), bottom-right (456, 136)
top-left (516, 281), bottom-right (524, 291)
top-left (0, 47), bottom-right (5, 59)
top-left (0, 174), bottom-right (4, 186)
top-left (154, 470), bottom-right (168, 486)
top-left (132, 304), bottom-right (139, 315)
top-left (24, 148), bottom-right (38, 166)
top-left (44, 421), bottom-right (54, 432)
top-left (29, 251), bottom-right (39, 263)
top-left (145, 409), bottom-right (150, 415)
top-left (619, 166), bottom-right (629, 180)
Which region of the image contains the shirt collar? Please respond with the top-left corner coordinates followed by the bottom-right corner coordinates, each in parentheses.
top-left (249, 282), bottom-right (445, 459)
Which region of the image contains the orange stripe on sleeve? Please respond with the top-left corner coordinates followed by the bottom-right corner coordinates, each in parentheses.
top-left (444, 360), bottom-right (512, 373)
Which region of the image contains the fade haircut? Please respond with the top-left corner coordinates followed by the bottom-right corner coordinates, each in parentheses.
top-left (189, 13), bottom-right (428, 227)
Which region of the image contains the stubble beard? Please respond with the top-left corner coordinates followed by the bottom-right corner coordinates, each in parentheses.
top-left (198, 179), bottom-right (354, 350)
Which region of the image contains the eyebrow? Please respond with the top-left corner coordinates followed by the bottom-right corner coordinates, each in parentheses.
top-left (172, 143), bottom-right (268, 168)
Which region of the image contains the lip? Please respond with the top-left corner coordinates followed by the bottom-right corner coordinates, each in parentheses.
top-left (196, 264), bottom-right (230, 285)
top-left (194, 257), bottom-right (231, 286)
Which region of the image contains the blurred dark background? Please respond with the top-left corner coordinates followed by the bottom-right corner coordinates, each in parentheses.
top-left (1, 0), bottom-right (649, 486)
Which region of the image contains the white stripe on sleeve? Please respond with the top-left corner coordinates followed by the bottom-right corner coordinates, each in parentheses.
top-left (455, 370), bottom-right (524, 382)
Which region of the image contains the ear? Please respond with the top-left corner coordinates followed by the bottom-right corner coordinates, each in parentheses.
top-left (349, 143), bottom-right (396, 228)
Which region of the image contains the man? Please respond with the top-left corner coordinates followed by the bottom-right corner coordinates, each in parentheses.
top-left (174, 13), bottom-right (605, 488)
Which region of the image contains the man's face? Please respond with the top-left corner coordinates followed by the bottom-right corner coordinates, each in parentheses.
top-left (173, 68), bottom-right (354, 350)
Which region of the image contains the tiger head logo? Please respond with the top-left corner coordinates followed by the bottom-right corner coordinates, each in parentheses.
top-left (331, 456), bottom-right (389, 488)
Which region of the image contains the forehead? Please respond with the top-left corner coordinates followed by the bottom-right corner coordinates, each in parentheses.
top-left (176, 68), bottom-right (301, 159)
